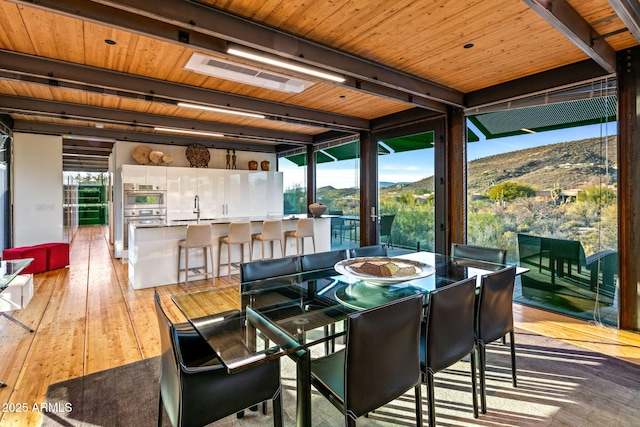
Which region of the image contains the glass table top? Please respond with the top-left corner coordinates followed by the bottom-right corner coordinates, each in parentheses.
top-left (0, 258), bottom-right (34, 290)
top-left (171, 251), bottom-right (528, 371)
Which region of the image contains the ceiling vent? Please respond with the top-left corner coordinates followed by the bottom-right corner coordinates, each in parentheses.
top-left (184, 52), bottom-right (314, 93)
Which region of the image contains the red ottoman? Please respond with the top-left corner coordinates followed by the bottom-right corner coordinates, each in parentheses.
top-left (2, 246), bottom-right (48, 274)
top-left (40, 243), bottom-right (70, 270)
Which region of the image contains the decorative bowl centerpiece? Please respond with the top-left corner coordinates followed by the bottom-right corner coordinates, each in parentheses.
top-left (334, 257), bottom-right (435, 286)
top-left (185, 144), bottom-right (210, 168)
top-left (308, 203), bottom-right (327, 218)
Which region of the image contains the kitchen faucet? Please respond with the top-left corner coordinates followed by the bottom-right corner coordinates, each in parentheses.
top-left (194, 195), bottom-right (201, 223)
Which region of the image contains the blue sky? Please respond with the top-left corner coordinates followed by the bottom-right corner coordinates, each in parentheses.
top-left (280, 121), bottom-right (616, 190)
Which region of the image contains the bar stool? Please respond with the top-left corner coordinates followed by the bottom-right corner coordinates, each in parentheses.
top-left (284, 217), bottom-right (315, 255)
top-left (218, 221), bottom-right (253, 279)
top-left (252, 219), bottom-right (283, 260)
top-left (177, 223), bottom-right (214, 289)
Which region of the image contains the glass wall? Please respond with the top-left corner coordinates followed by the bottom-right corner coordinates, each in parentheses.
top-left (0, 129), bottom-right (10, 251)
top-left (314, 140), bottom-right (360, 250)
top-left (378, 132), bottom-right (436, 253)
top-left (278, 155), bottom-right (307, 215)
top-left (466, 86), bottom-right (618, 326)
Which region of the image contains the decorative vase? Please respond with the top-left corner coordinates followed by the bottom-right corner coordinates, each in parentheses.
top-left (248, 160), bottom-right (258, 170)
top-left (261, 160), bottom-right (270, 171)
top-left (308, 203), bottom-right (327, 218)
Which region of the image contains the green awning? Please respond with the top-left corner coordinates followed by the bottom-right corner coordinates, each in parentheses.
top-left (381, 131), bottom-right (435, 152)
top-left (284, 128), bottom-right (478, 165)
top-left (320, 142), bottom-right (360, 163)
top-left (469, 95), bottom-right (617, 139)
top-left (285, 153), bottom-right (307, 166)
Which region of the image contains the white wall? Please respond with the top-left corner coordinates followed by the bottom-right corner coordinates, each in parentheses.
top-left (13, 133), bottom-right (63, 246)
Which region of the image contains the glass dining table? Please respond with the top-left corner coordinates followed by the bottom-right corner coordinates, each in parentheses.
top-left (171, 251), bottom-right (526, 427)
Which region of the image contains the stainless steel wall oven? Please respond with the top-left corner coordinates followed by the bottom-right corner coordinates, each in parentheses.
top-left (123, 183), bottom-right (167, 251)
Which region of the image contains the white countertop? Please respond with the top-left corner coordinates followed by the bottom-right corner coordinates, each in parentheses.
top-left (130, 215), bottom-right (329, 229)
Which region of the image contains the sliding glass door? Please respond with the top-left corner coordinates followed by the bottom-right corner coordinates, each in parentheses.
top-left (377, 132), bottom-right (436, 254)
top-left (466, 79), bottom-right (618, 326)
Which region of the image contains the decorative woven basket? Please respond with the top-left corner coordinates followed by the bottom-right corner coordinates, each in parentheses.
top-left (185, 144), bottom-right (210, 168)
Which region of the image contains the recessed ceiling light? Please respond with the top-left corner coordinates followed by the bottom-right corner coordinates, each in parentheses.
top-left (463, 43), bottom-right (474, 49)
top-left (177, 102), bottom-right (265, 119)
top-left (154, 127), bottom-right (224, 138)
top-left (105, 39), bottom-right (116, 45)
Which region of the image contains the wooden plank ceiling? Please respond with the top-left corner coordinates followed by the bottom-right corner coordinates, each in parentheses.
top-left (0, 0), bottom-right (637, 171)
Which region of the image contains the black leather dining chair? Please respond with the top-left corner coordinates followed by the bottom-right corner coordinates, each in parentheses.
top-left (451, 243), bottom-right (507, 269)
top-left (300, 249), bottom-right (349, 354)
top-left (475, 266), bottom-right (518, 414)
top-left (300, 249), bottom-right (348, 272)
top-left (240, 255), bottom-right (301, 283)
top-left (349, 244), bottom-right (388, 258)
top-left (240, 256), bottom-right (302, 351)
top-left (422, 276), bottom-right (478, 426)
top-left (310, 293), bottom-right (424, 426)
top-left (154, 291), bottom-right (283, 427)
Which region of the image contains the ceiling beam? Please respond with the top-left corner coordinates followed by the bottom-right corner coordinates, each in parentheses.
top-left (2, 95), bottom-right (314, 146)
top-left (12, 120), bottom-right (289, 153)
top-left (523, 0), bottom-right (617, 73)
top-left (8, 0), bottom-right (459, 110)
top-left (0, 50), bottom-right (370, 132)
top-left (608, 0), bottom-right (640, 44)
top-left (464, 59), bottom-right (613, 112)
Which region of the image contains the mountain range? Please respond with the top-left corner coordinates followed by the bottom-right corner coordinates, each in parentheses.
top-left (377, 136), bottom-right (617, 196)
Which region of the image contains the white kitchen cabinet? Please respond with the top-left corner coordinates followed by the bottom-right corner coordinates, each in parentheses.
top-left (166, 167), bottom-right (198, 221)
top-left (225, 170), bottom-right (267, 217)
top-left (198, 168), bottom-right (226, 219)
top-left (267, 172), bottom-right (284, 217)
top-left (166, 167), bottom-right (283, 221)
top-left (146, 166), bottom-right (167, 186)
top-left (121, 164), bottom-right (167, 187)
top-left (121, 164), bottom-right (146, 184)
top-left (166, 167), bottom-right (226, 221)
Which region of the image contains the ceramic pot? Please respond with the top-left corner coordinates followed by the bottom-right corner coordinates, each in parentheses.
top-left (248, 160), bottom-right (258, 170)
top-left (308, 203), bottom-right (327, 218)
top-left (261, 160), bottom-right (270, 171)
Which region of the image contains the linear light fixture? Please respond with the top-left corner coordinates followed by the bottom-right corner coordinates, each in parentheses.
top-left (62, 134), bottom-right (116, 143)
top-left (177, 102), bottom-right (265, 119)
top-left (63, 153), bottom-right (109, 159)
top-left (154, 127), bottom-right (224, 138)
top-left (227, 46), bottom-right (346, 83)
top-left (520, 128), bottom-right (536, 134)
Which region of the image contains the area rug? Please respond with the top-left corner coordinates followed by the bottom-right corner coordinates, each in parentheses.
top-left (41, 330), bottom-right (640, 426)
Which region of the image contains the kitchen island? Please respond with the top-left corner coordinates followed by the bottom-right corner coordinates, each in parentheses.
top-left (127, 216), bottom-right (330, 289)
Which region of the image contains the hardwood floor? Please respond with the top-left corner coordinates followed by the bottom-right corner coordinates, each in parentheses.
top-left (0, 226), bottom-right (638, 426)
